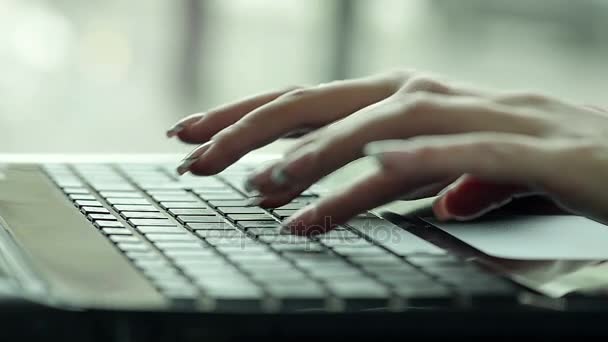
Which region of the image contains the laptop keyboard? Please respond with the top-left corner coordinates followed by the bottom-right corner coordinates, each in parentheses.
top-left (43, 163), bottom-right (517, 312)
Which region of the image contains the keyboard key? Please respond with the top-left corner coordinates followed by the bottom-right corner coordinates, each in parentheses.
top-left (208, 200), bottom-right (251, 207)
top-left (69, 194), bottom-right (96, 200)
top-left (75, 200), bottom-right (102, 207)
top-left (101, 228), bottom-right (132, 235)
top-left (88, 213), bottom-right (117, 221)
top-left (214, 245), bottom-right (271, 254)
top-left (81, 206), bottom-right (110, 214)
top-left (217, 207), bottom-right (266, 214)
top-left (204, 237), bottom-right (259, 247)
top-left (266, 282), bottom-right (326, 297)
top-left (114, 205), bottom-right (158, 212)
top-left (167, 208), bottom-right (214, 216)
top-left (178, 216), bottom-right (225, 223)
top-left (125, 250), bottom-right (159, 260)
top-left (331, 246), bottom-right (388, 257)
top-left (90, 185), bottom-right (133, 191)
top-left (246, 228), bottom-right (284, 237)
top-left (206, 288), bottom-right (264, 312)
top-left (95, 220), bottom-right (124, 228)
top-left (229, 253), bottom-right (281, 263)
top-left (146, 189), bottom-right (189, 195)
top-left (116, 242), bottom-right (150, 251)
top-left (272, 244), bottom-right (325, 253)
top-left (196, 193), bottom-right (244, 200)
top-left (228, 214), bottom-right (274, 221)
top-left (348, 255), bottom-right (405, 266)
top-left (106, 198), bottom-right (151, 205)
top-left (145, 234), bottom-right (198, 242)
top-left (195, 230), bottom-right (246, 239)
top-left (258, 235), bottom-right (313, 244)
top-left (164, 249), bottom-right (218, 259)
top-left (407, 255), bottom-right (464, 269)
top-left (160, 202), bottom-right (206, 209)
top-left (328, 280), bottom-right (389, 298)
top-left (150, 194), bottom-right (199, 201)
top-left (109, 235), bottom-right (141, 243)
top-left (238, 221), bottom-right (280, 229)
top-left (154, 241), bottom-right (205, 250)
top-left (137, 226), bottom-right (186, 234)
top-left (317, 230), bottom-right (361, 239)
top-left (140, 182), bottom-right (185, 190)
top-left (186, 222), bottom-right (236, 230)
top-left (63, 187), bottom-right (90, 194)
top-left (129, 219), bottom-right (176, 227)
top-left (307, 267), bottom-right (365, 278)
top-left (122, 211), bottom-right (169, 219)
top-left (99, 191), bottom-right (143, 198)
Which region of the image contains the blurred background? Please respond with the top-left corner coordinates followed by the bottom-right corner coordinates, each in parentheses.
top-left (1, 0), bottom-right (608, 153)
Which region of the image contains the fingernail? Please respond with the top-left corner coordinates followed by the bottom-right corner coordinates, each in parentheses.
top-left (166, 123), bottom-right (185, 138)
top-left (176, 141), bottom-right (213, 175)
top-left (166, 114), bottom-right (204, 138)
top-left (270, 165), bottom-right (289, 186)
top-left (279, 205), bottom-right (317, 235)
top-left (432, 197), bottom-right (452, 221)
top-left (245, 196), bottom-right (264, 207)
top-left (177, 158), bottom-right (197, 175)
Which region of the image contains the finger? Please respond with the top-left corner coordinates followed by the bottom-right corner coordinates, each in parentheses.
top-left (166, 114), bottom-right (205, 138)
top-left (187, 74), bottom-right (402, 175)
top-left (399, 179), bottom-right (456, 201)
top-left (282, 132), bottom-right (555, 234)
top-left (281, 167), bottom-right (416, 235)
top-left (172, 87), bottom-right (301, 143)
top-left (432, 174), bottom-right (531, 221)
top-left (260, 94), bottom-right (548, 200)
top-left (253, 187), bottom-right (310, 209)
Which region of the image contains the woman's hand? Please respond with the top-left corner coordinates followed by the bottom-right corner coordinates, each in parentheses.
top-left (167, 70), bottom-right (608, 235)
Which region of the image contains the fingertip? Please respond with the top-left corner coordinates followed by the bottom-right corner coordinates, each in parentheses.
top-left (432, 196), bottom-right (453, 222)
top-left (167, 114), bottom-right (205, 139)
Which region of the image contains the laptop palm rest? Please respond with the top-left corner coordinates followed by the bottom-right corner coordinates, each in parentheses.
top-left (0, 164), bottom-right (164, 309)
top-left (422, 215), bottom-right (608, 260)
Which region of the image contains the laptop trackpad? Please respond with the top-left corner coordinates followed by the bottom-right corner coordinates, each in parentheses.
top-left (422, 215), bottom-right (608, 260)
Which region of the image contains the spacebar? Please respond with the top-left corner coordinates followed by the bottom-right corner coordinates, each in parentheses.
top-left (348, 218), bottom-right (445, 256)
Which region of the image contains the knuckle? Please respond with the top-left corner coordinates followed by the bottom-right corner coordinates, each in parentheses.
top-left (401, 74), bottom-right (450, 94)
top-left (280, 87), bottom-right (318, 101)
top-left (497, 92), bottom-right (551, 106)
top-left (402, 93), bottom-right (438, 117)
top-left (383, 68), bottom-right (414, 83)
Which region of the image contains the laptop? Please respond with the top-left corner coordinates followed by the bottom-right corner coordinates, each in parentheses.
top-left (0, 153), bottom-right (599, 339)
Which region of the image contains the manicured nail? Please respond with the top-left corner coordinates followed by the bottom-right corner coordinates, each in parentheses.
top-left (166, 123), bottom-right (185, 138)
top-left (270, 165), bottom-right (289, 186)
top-left (176, 141), bottom-right (213, 175)
top-left (432, 197), bottom-right (452, 221)
top-left (177, 158), bottom-right (197, 175)
top-left (166, 114), bottom-right (204, 138)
